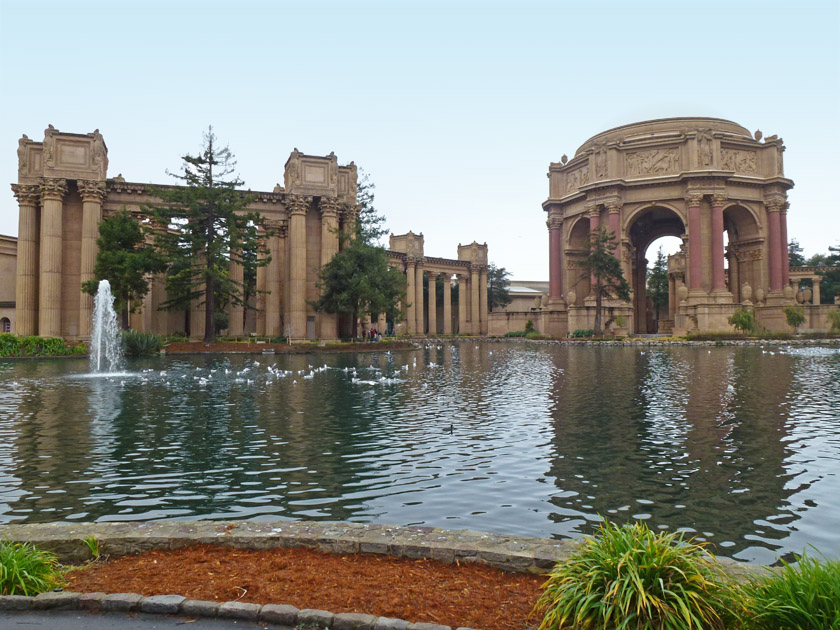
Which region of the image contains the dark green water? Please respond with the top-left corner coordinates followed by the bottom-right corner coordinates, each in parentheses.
top-left (1, 342), bottom-right (838, 564)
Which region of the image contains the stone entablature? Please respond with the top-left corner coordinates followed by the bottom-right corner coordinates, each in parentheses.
top-left (542, 117), bottom-right (799, 336)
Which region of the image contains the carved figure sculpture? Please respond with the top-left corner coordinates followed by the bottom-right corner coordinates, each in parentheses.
top-left (92, 128), bottom-right (108, 176)
top-left (43, 124), bottom-right (57, 166)
top-left (593, 142), bottom-right (608, 178)
top-left (17, 134), bottom-right (29, 172)
top-left (697, 129), bottom-right (713, 167)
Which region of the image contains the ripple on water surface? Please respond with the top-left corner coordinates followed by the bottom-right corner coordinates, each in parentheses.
top-left (0, 343), bottom-right (838, 563)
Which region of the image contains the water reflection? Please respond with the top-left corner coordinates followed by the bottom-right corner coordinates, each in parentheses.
top-left (0, 343), bottom-right (838, 563)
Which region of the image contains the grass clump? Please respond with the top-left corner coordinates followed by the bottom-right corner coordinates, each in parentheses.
top-left (534, 521), bottom-right (740, 630)
top-left (122, 330), bottom-right (164, 356)
top-left (742, 553), bottom-right (840, 630)
top-left (0, 541), bottom-right (64, 595)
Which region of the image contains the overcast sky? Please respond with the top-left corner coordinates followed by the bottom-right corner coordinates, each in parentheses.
top-left (1, 0), bottom-right (838, 279)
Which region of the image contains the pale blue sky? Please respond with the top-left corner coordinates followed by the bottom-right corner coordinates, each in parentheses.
top-left (1, 0), bottom-right (838, 279)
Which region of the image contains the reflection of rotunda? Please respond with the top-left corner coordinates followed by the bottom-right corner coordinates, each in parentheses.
top-left (543, 117), bottom-right (794, 335)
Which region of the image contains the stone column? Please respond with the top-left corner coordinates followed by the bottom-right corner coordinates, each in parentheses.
top-left (479, 265), bottom-right (488, 335)
top-left (457, 274), bottom-right (467, 334)
top-left (228, 253), bottom-right (244, 337)
top-left (767, 199), bottom-right (784, 292)
top-left (255, 238), bottom-right (267, 336)
top-left (686, 193), bottom-right (704, 291)
top-left (813, 276), bottom-right (822, 305)
top-left (287, 195), bottom-right (310, 338)
top-left (427, 272), bottom-right (437, 335)
top-left (607, 201), bottom-right (622, 262)
top-left (11, 184), bottom-right (40, 336)
top-left (668, 275), bottom-right (676, 318)
top-left (780, 203), bottom-right (790, 287)
top-left (711, 194), bottom-right (727, 292)
top-left (405, 259), bottom-right (416, 335)
top-left (78, 180), bottom-right (106, 338)
top-left (547, 215), bottom-right (564, 302)
top-left (587, 204), bottom-right (600, 290)
top-left (415, 261), bottom-right (425, 334)
top-left (266, 227), bottom-right (282, 337)
top-left (442, 275), bottom-right (452, 334)
top-left (319, 198), bottom-right (340, 339)
top-left (470, 264), bottom-right (480, 335)
top-left (38, 178), bottom-right (67, 337)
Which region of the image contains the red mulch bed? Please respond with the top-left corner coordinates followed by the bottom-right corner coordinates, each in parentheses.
top-left (65, 544), bottom-right (544, 630)
top-left (164, 341), bottom-right (416, 354)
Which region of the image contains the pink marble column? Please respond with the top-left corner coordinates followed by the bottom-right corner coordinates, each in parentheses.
top-left (767, 201), bottom-right (783, 291)
top-left (547, 216), bottom-right (563, 301)
top-left (607, 201), bottom-right (622, 262)
top-left (711, 194), bottom-right (726, 291)
top-left (686, 193), bottom-right (704, 291)
top-left (588, 205), bottom-right (600, 290)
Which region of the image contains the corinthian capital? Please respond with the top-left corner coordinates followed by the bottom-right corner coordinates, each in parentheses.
top-left (546, 215), bottom-right (563, 231)
top-left (711, 193), bottom-right (728, 207)
top-left (11, 183), bottom-right (41, 205)
top-left (286, 194), bottom-right (311, 216)
top-left (685, 192), bottom-right (704, 207)
top-left (606, 200), bottom-right (623, 214)
top-left (77, 179), bottom-right (107, 202)
top-left (319, 196), bottom-right (340, 217)
top-left (40, 177), bottom-right (67, 201)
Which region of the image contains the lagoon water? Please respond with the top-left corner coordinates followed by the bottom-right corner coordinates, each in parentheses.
top-left (1, 342), bottom-right (838, 564)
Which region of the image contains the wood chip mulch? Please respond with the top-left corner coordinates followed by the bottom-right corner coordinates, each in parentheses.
top-left (65, 544), bottom-right (544, 630)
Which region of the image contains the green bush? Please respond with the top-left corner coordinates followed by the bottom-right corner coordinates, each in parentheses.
top-left (741, 553), bottom-right (840, 630)
top-left (571, 329), bottom-right (594, 338)
top-left (783, 305), bottom-right (806, 333)
top-left (0, 334), bottom-right (86, 357)
top-left (504, 331), bottom-right (527, 338)
top-left (165, 332), bottom-right (189, 343)
top-left (122, 330), bottom-right (164, 356)
top-left (525, 319), bottom-right (535, 333)
top-left (729, 307), bottom-right (757, 335)
top-left (828, 308), bottom-right (840, 333)
top-left (525, 332), bottom-right (548, 339)
top-left (0, 541), bottom-right (64, 595)
top-left (534, 521), bottom-right (741, 630)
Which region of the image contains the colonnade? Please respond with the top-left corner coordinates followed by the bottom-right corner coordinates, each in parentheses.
top-left (12, 178), bottom-right (106, 338)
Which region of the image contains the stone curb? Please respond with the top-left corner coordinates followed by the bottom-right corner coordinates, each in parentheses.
top-left (0, 520), bottom-right (577, 573)
top-left (0, 592), bottom-right (460, 630)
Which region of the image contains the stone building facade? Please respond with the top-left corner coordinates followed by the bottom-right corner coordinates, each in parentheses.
top-left (9, 127), bottom-right (489, 340)
top-left (542, 117), bottom-right (804, 335)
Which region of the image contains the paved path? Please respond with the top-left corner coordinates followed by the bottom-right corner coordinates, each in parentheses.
top-left (0, 610), bottom-right (277, 628)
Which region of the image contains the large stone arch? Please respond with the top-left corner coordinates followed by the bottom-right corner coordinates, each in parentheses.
top-left (724, 203), bottom-right (763, 304)
top-left (626, 206), bottom-right (686, 334)
top-left (565, 215), bottom-right (591, 306)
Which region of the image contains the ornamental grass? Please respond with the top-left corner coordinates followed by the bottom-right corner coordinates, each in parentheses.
top-left (0, 541), bottom-right (64, 596)
top-left (741, 553), bottom-right (840, 630)
top-left (533, 521), bottom-right (742, 630)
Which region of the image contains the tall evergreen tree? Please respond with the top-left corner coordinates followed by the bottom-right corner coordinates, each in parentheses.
top-left (146, 127), bottom-right (270, 342)
top-left (579, 226), bottom-right (631, 336)
top-left (646, 247), bottom-right (669, 317)
top-left (788, 239), bottom-right (806, 267)
top-left (487, 263), bottom-right (512, 311)
top-left (82, 209), bottom-right (165, 329)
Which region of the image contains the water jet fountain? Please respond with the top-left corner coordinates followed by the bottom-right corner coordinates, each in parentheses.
top-left (89, 279), bottom-right (123, 373)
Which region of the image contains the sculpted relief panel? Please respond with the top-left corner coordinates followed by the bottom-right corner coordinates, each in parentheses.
top-left (625, 148), bottom-right (680, 176)
top-left (720, 148), bottom-right (757, 173)
top-left (566, 165), bottom-right (589, 192)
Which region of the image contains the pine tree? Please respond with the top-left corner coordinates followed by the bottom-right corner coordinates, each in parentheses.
top-left (579, 227), bottom-right (631, 336)
top-left (146, 127), bottom-right (270, 342)
top-left (646, 247), bottom-right (669, 320)
top-left (487, 263), bottom-right (512, 311)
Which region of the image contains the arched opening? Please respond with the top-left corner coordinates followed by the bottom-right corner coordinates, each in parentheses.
top-left (627, 206), bottom-right (686, 334)
top-left (723, 204), bottom-right (762, 303)
top-left (565, 216), bottom-right (591, 306)
top-left (0, 317), bottom-right (9, 333)
top-left (644, 236), bottom-right (683, 334)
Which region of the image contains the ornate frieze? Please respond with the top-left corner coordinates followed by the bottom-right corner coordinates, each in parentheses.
top-left (566, 165), bottom-right (589, 192)
top-left (108, 181), bottom-right (147, 195)
top-left (720, 148), bottom-right (757, 173)
top-left (626, 148), bottom-right (680, 176)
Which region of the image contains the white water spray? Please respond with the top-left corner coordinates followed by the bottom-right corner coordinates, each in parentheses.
top-left (90, 279), bottom-right (123, 373)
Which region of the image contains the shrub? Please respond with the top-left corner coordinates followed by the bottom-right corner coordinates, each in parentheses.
top-left (213, 310), bottom-right (229, 335)
top-left (504, 331), bottom-right (527, 338)
top-left (728, 307), bottom-right (756, 335)
top-left (0, 334), bottom-right (86, 357)
top-left (741, 553), bottom-right (840, 630)
top-left (534, 521), bottom-right (741, 630)
top-left (525, 319), bottom-right (535, 333)
top-left (783, 305), bottom-right (806, 333)
top-left (0, 541), bottom-right (64, 595)
top-left (571, 329), bottom-right (594, 338)
top-left (525, 332), bottom-right (548, 339)
top-left (122, 330), bottom-right (164, 357)
top-left (829, 308), bottom-right (840, 333)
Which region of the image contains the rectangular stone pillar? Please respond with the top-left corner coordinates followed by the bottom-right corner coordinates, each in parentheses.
top-left (266, 233), bottom-right (281, 337)
top-left (458, 274), bottom-right (467, 334)
top-left (12, 184), bottom-right (40, 336)
top-left (78, 180), bottom-right (105, 339)
top-left (479, 267), bottom-right (488, 335)
top-left (767, 201), bottom-right (783, 292)
top-left (256, 247), bottom-right (267, 336)
top-left (319, 200), bottom-right (340, 339)
top-left (711, 194), bottom-right (726, 292)
top-left (427, 272), bottom-right (437, 335)
top-left (415, 263), bottom-right (424, 334)
top-left (780, 205), bottom-right (790, 288)
top-left (287, 195), bottom-right (309, 338)
top-left (38, 178), bottom-right (67, 337)
top-left (442, 275), bottom-right (452, 334)
top-left (405, 261), bottom-right (416, 335)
